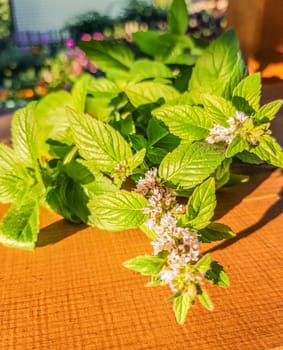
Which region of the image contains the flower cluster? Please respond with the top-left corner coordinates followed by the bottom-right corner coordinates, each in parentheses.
top-left (136, 169), bottom-right (203, 295)
top-left (206, 111), bottom-right (251, 145)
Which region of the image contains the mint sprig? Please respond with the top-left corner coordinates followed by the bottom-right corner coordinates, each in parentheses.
top-left (0, 0), bottom-right (282, 325)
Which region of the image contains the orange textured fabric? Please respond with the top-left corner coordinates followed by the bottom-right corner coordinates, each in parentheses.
top-left (0, 82), bottom-right (283, 349)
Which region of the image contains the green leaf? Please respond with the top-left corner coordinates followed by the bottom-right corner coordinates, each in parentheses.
top-left (133, 30), bottom-right (197, 65)
top-left (198, 289), bottom-right (214, 311)
top-left (236, 150), bottom-right (264, 165)
top-left (173, 295), bottom-right (191, 325)
top-left (35, 91), bottom-right (74, 155)
top-left (153, 105), bottom-right (212, 141)
top-left (111, 115), bottom-right (136, 138)
top-left (125, 82), bottom-right (179, 108)
top-left (139, 223), bottom-right (157, 240)
top-left (12, 102), bottom-right (39, 166)
top-left (80, 167), bottom-right (118, 197)
top-left (224, 53), bottom-right (248, 99)
top-left (199, 222), bottom-right (235, 243)
top-left (146, 117), bottom-right (169, 146)
top-left (129, 134), bottom-right (148, 151)
top-left (154, 133), bottom-right (180, 152)
top-left (68, 109), bottom-right (132, 172)
top-left (79, 40), bottom-right (134, 74)
top-left (226, 134), bottom-right (249, 158)
top-left (194, 254), bottom-right (212, 273)
top-left (128, 148), bottom-right (146, 170)
top-left (147, 147), bottom-right (168, 164)
top-left (63, 159), bottom-right (94, 185)
top-left (46, 175), bottom-right (90, 223)
top-left (159, 142), bottom-right (225, 189)
top-left (0, 189), bottom-right (40, 250)
top-left (255, 99), bottom-right (283, 123)
top-left (87, 77), bottom-right (121, 99)
top-left (46, 139), bottom-right (73, 159)
top-left (186, 177), bottom-right (216, 230)
top-left (129, 59), bottom-right (173, 83)
top-left (85, 96), bottom-right (114, 122)
top-left (133, 31), bottom-right (164, 57)
top-left (168, 0), bottom-right (188, 35)
top-left (145, 275), bottom-right (166, 287)
top-left (232, 73), bottom-right (261, 113)
top-left (189, 29), bottom-right (241, 96)
top-left (123, 255), bottom-right (165, 275)
top-left (0, 144), bottom-right (31, 203)
top-left (214, 158), bottom-right (232, 189)
top-left (71, 74), bottom-right (92, 112)
top-left (200, 94), bottom-right (236, 126)
top-left (88, 190), bottom-right (147, 231)
top-left (206, 261), bottom-right (230, 287)
top-left (250, 135), bottom-right (283, 167)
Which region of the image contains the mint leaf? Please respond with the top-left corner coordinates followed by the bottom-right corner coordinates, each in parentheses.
top-left (129, 59), bottom-right (173, 83)
top-left (68, 109), bottom-right (132, 172)
top-left (199, 222), bottom-right (235, 243)
top-left (71, 74), bottom-right (92, 112)
top-left (0, 144), bottom-right (31, 203)
top-left (123, 255), bottom-right (165, 275)
top-left (168, 0), bottom-right (188, 35)
top-left (214, 158), bottom-right (232, 189)
top-left (128, 149), bottom-right (146, 171)
top-left (153, 105), bottom-right (212, 141)
top-left (255, 99), bottom-right (283, 123)
top-left (198, 289), bottom-right (214, 311)
top-left (206, 261), bottom-right (230, 287)
top-left (88, 190), bottom-right (147, 231)
top-left (12, 102), bottom-right (39, 166)
top-left (146, 117), bottom-right (169, 147)
top-left (139, 223), bottom-right (157, 240)
top-left (46, 175), bottom-right (89, 223)
top-left (87, 77), bottom-right (121, 99)
top-left (125, 81), bottom-right (179, 108)
top-left (80, 168), bottom-right (118, 197)
top-left (79, 40), bottom-right (134, 73)
top-left (35, 90), bottom-right (74, 155)
top-left (224, 53), bottom-right (248, 99)
top-left (63, 159), bottom-right (94, 185)
top-left (232, 73), bottom-right (261, 113)
top-left (189, 29), bottom-right (241, 96)
top-left (174, 295), bottom-right (191, 325)
top-left (0, 189), bottom-right (40, 250)
top-left (159, 142), bottom-right (225, 189)
top-left (194, 254), bottom-right (212, 273)
top-left (186, 177), bottom-right (216, 230)
top-left (129, 134), bottom-right (148, 151)
top-left (236, 150), bottom-right (264, 165)
top-left (250, 135), bottom-right (283, 167)
top-left (200, 94), bottom-right (236, 126)
top-left (226, 134), bottom-right (249, 158)
top-left (147, 147), bottom-right (168, 164)
top-left (133, 31), bottom-right (164, 57)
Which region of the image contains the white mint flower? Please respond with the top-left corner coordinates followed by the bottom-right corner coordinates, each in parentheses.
top-left (206, 110), bottom-right (250, 145)
top-left (137, 168), bottom-right (203, 294)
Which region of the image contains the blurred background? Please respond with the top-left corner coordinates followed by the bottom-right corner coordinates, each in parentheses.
top-left (0, 0), bottom-right (282, 111)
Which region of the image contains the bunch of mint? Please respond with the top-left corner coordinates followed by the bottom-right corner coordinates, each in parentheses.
top-left (0, 0), bottom-right (282, 324)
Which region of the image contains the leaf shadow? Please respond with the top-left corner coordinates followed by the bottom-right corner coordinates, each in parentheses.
top-left (36, 219), bottom-right (86, 247)
top-left (205, 173), bottom-right (283, 254)
top-left (214, 165), bottom-right (276, 220)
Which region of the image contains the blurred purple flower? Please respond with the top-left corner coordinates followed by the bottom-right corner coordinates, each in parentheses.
top-left (65, 38), bottom-right (75, 48)
top-left (93, 32), bottom-right (104, 40)
top-left (80, 33), bottom-right (92, 41)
